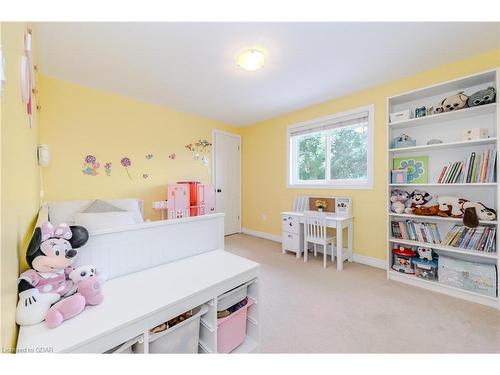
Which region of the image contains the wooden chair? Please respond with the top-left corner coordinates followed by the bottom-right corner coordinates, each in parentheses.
top-left (303, 211), bottom-right (336, 268)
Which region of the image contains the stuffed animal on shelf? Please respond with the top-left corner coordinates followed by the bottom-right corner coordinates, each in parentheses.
top-left (390, 189), bottom-right (410, 214)
top-left (404, 190), bottom-right (433, 214)
top-left (16, 222), bottom-right (103, 328)
top-left (467, 86), bottom-right (496, 107)
top-left (417, 247), bottom-right (433, 261)
top-left (461, 201), bottom-right (497, 228)
top-left (437, 196), bottom-right (465, 218)
top-left (440, 91), bottom-right (468, 112)
top-left (412, 205), bottom-right (440, 216)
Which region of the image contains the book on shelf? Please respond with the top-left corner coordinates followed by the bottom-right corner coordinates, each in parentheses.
top-left (391, 220), bottom-right (441, 244)
top-left (441, 224), bottom-right (497, 253)
top-left (437, 149), bottom-right (497, 184)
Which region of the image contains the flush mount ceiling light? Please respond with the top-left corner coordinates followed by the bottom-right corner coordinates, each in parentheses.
top-left (236, 48), bottom-right (266, 72)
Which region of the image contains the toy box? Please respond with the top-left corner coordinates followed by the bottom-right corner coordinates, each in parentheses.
top-left (462, 128), bottom-right (488, 141)
top-left (392, 247), bottom-right (417, 274)
top-left (389, 110), bottom-right (411, 123)
top-left (438, 256), bottom-right (497, 297)
top-left (413, 258), bottom-right (438, 281)
top-left (391, 169), bottom-right (408, 184)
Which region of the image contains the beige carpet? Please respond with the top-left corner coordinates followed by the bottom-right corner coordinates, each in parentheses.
top-left (225, 234), bottom-right (500, 353)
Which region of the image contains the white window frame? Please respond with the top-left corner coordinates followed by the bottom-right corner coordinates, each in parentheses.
top-left (287, 105), bottom-right (374, 189)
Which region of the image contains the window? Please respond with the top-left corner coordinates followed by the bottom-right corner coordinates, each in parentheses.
top-left (288, 105), bottom-right (373, 189)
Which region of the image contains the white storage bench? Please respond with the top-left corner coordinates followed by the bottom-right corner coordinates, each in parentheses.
top-left (16, 250), bottom-right (260, 353)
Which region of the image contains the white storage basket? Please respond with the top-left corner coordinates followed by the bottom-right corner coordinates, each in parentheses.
top-left (133, 305), bottom-right (207, 353)
top-left (438, 256), bottom-right (497, 297)
top-left (104, 336), bottom-right (141, 354)
top-left (217, 283), bottom-right (248, 311)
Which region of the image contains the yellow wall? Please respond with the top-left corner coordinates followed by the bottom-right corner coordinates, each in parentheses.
top-left (241, 49), bottom-right (500, 261)
top-left (38, 75), bottom-right (240, 221)
top-left (0, 22), bottom-right (41, 352)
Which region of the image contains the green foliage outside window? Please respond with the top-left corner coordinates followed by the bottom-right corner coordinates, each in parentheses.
top-left (297, 123), bottom-right (367, 182)
top-left (298, 133), bottom-right (325, 180)
top-left (330, 124), bottom-right (367, 180)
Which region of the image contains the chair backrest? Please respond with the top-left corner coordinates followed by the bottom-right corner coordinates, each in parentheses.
top-left (304, 210), bottom-right (328, 243)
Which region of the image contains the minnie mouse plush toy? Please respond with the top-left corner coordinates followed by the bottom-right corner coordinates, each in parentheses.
top-left (16, 222), bottom-right (103, 328)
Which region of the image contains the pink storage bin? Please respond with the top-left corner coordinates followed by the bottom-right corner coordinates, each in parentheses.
top-left (217, 298), bottom-right (254, 353)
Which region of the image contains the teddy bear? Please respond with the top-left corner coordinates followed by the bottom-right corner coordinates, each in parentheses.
top-left (16, 222), bottom-right (103, 328)
top-left (440, 91), bottom-right (468, 112)
top-left (390, 189), bottom-right (410, 214)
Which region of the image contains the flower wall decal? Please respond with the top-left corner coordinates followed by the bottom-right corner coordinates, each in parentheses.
top-left (82, 154), bottom-right (100, 176)
top-left (120, 157), bottom-right (133, 180)
top-left (104, 162), bottom-right (112, 176)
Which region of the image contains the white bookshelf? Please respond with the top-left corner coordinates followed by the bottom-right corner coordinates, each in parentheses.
top-left (386, 69), bottom-right (499, 309)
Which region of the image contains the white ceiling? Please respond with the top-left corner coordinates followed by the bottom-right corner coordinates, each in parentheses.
top-left (36, 22), bottom-right (499, 126)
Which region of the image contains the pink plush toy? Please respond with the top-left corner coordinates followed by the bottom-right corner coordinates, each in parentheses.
top-left (16, 222), bottom-right (104, 328)
top-left (45, 276), bottom-right (104, 328)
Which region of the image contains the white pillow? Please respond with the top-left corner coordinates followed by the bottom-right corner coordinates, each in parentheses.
top-left (48, 200), bottom-right (92, 226)
top-left (74, 212), bottom-right (136, 231)
top-left (106, 199), bottom-right (144, 223)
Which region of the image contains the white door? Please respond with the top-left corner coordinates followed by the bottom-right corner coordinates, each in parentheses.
top-left (213, 131), bottom-right (241, 235)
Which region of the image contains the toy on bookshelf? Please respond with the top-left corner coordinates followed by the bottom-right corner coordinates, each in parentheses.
top-left (416, 247), bottom-right (433, 261)
top-left (462, 201), bottom-right (497, 228)
top-left (407, 190), bottom-right (433, 211)
top-left (437, 196), bottom-right (464, 218)
top-left (467, 86), bottom-right (496, 107)
top-left (390, 189), bottom-right (410, 214)
top-left (392, 134), bottom-right (416, 148)
top-left (391, 246), bottom-right (417, 274)
top-left (440, 91), bottom-right (468, 112)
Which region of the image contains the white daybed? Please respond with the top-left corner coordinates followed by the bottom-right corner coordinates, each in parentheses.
top-left (16, 200), bottom-right (260, 353)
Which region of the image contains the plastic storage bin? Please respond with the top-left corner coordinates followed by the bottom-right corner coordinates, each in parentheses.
top-left (217, 283), bottom-right (248, 311)
top-left (414, 258), bottom-right (438, 281)
top-left (217, 298), bottom-right (254, 353)
top-left (133, 306), bottom-right (206, 353)
top-left (438, 256), bottom-right (497, 297)
top-left (391, 247), bottom-right (417, 274)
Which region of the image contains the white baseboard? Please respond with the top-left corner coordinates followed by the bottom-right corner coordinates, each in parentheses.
top-left (240, 227), bottom-right (387, 270)
top-left (241, 227), bottom-right (282, 243)
top-left (352, 253), bottom-right (387, 270)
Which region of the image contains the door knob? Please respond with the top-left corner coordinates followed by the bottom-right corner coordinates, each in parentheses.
top-left (216, 188), bottom-right (222, 193)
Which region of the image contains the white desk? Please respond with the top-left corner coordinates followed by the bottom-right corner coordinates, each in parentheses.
top-left (281, 211), bottom-right (353, 271)
top-left (16, 250), bottom-right (260, 353)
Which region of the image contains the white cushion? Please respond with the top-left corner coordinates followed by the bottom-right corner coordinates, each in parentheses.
top-left (48, 199), bottom-right (144, 226)
top-left (48, 200), bottom-right (92, 226)
top-left (106, 199), bottom-right (144, 223)
top-left (74, 212), bottom-right (136, 231)
top-left (81, 199), bottom-right (125, 214)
